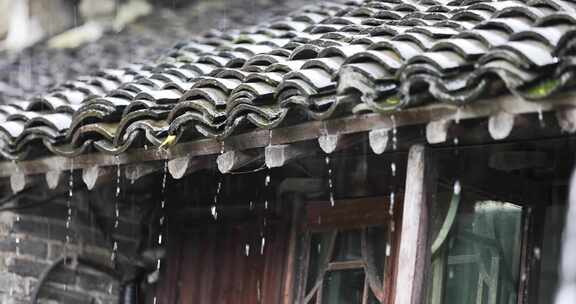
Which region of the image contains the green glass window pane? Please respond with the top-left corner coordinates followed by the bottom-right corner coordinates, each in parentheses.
top-left (445, 263), bottom-right (480, 304)
top-left (365, 225), bottom-right (388, 280)
top-left (431, 200), bottom-right (523, 304)
top-left (367, 288), bottom-right (381, 304)
top-left (307, 233), bottom-right (322, 294)
top-left (321, 269), bottom-right (365, 304)
top-left (332, 230), bottom-right (362, 261)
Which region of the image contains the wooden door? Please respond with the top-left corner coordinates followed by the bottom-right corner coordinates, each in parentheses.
top-left (158, 219), bottom-right (290, 304)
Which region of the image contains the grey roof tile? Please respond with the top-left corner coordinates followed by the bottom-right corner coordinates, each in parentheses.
top-left (3, 0), bottom-right (576, 160)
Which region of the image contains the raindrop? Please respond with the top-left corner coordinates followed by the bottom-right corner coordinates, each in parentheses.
top-left (386, 243), bottom-right (391, 256)
top-left (391, 115), bottom-right (397, 151)
top-left (211, 205), bottom-right (218, 220)
top-left (265, 174), bottom-right (270, 187)
top-left (453, 180), bottom-right (461, 195)
top-left (453, 108), bottom-right (461, 147)
top-left (260, 237), bottom-right (266, 255)
top-left (325, 156), bottom-right (335, 207)
top-left (538, 107), bottom-right (545, 128)
top-left (533, 247), bottom-right (541, 260)
top-left (245, 244), bottom-right (250, 257)
top-left (389, 192), bottom-right (395, 216)
top-left (264, 173), bottom-right (271, 210)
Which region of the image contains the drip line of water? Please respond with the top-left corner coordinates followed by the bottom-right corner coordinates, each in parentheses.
top-left (111, 157), bottom-right (121, 265)
top-left (153, 160), bottom-right (169, 304)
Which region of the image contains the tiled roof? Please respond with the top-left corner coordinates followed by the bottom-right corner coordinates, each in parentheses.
top-left (1, 0), bottom-right (576, 161)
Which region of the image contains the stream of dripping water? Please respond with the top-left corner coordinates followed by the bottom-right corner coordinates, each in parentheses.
top-left (9, 215), bottom-right (21, 296)
top-left (63, 159), bottom-right (75, 291)
top-left (153, 161), bottom-right (169, 304)
top-left (325, 155), bottom-right (335, 207)
top-left (388, 115), bottom-right (398, 256)
top-left (259, 173), bottom-right (271, 256)
top-left (454, 108), bottom-right (461, 147)
top-left (538, 107), bottom-right (546, 128)
top-left (110, 157), bottom-right (121, 266)
top-left (212, 142), bottom-right (225, 220)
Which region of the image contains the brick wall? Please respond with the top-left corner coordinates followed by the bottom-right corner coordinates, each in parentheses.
top-left (0, 173), bottom-right (154, 304)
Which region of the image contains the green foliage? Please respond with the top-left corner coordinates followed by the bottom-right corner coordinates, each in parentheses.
top-left (525, 78), bottom-right (560, 98)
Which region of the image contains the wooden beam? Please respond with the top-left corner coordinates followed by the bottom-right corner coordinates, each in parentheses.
top-left (0, 94), bottom-right (575, 177)
top-left (488, 112), bottom-right (515, 140)
top-left (556, 107), bottom-right (576, 133)
top-left (167, 156), bottom-right (213, 179)
top-left (369, 128), bottom-right (389, 154)
top-left (318, 133), bottom-right (364, 154)
top-left (216, 150), bottom-right (263, 173)
top-left (426, 119), bottom-right (452, 144)
top-left (45, 170), bottom-right (62, 190)
top-left (394, 145), bottom-right (433, 304)
top-left (82, 165), bottom-right (115, 190)
top-left (265, 143), bottom-right (310, 169)
top-left (10, 172), bottom-right (26, 193)
top-left (124, 162), bottom-right (163, 182)
top-left (318, 134), bottom-right (339, 154)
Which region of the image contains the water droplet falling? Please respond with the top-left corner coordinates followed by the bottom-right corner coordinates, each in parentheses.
top-left (325, 156), bottom-right (335, 207)
top-left (453, 180), bottom-right (461, 195)
top-left (538, 107), bottom-right (545, 128)
top-left (260, 237), bottom-right (266, 255)
top-left (264, 173), bottom-right (271, 210)
top-left (389, 192), bottom-right (395, 216)
top-left (386, 243), bottom-right (391, 256)
top-left (245, 244), bottom-right (250, 257)
top-left (453, 108), bottom-right (461, 147)
top-left (533, 247), bottom-right (541, 260)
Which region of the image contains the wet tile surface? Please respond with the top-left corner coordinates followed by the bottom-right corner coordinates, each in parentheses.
top-left (1, 0), bottom-right (576, 160)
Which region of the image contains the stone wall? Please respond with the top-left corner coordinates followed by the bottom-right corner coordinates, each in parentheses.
top-left (0, 173), bottom-right (154, 304)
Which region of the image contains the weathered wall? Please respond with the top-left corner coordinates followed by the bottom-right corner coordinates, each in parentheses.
top-left (0, 174), bottom-right (152, 304)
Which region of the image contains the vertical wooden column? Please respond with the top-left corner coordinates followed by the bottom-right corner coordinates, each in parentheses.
top-left (394, 144), bottom-right (432, 304)
top-left (282, 194), bottom-right (303, 304)
top-left (554, 168), bottom-right (576, 304)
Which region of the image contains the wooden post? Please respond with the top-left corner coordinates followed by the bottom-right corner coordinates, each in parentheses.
top-left (282, 194), bottom-right (303, 304)
top-left (394, 144), bottom-right (432, 304)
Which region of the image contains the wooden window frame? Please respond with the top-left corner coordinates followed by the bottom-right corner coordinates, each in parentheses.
top-left (293, 195), bottom-right (403, 304)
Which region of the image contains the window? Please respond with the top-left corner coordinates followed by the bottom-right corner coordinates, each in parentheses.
top-left (295, 197), bottom-right (401, 304)
top-left (428, 138), bottom-right (575, 304)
